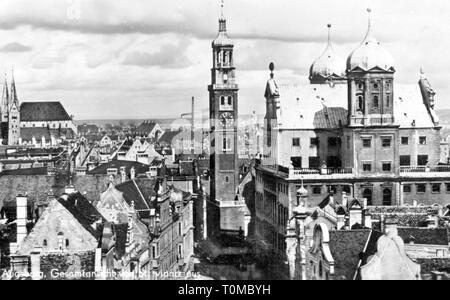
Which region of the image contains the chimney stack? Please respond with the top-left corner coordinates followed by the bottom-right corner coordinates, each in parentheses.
top-left (341, 191), bottom-right (348, 208)
top-left (130, 166), bottom-right (136, 180)
top-left (120, 167), bottom-right (126, 183)
top-left (16, 194), bottom-right (28, 246)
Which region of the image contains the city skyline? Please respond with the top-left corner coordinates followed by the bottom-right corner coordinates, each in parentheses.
top-left (0, 0), bottom-right (449, 119)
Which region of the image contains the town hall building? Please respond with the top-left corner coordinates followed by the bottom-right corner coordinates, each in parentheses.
top-left (255, 9), bottom-right (449, 270)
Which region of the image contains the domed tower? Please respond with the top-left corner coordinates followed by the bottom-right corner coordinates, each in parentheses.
top-left (347, 9), bottom-right (395, 126)
top-left (309, 24), bottom-right (346, 84)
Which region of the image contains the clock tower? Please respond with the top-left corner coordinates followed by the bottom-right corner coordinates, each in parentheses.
top-left (208, 3), bottom-right (245, 232)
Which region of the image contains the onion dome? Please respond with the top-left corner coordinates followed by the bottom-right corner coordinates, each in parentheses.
top-left (309, 24), bottom-right (346, 83)
top-left (212, 2), bottom-right (234, 47)
top-left (347, 9), bottom-right (395, 72)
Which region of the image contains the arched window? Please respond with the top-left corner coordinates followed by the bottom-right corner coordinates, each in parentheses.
top-left (373, 95), bottom-right (379, 108)
top-left (43, 239), bottom-right (47, 247)
top-left (66, 239), bottom-right (70, 247)
top-left (386, 95), bottom-right (390, 107)
top-left (383, 188), bottom-right (392, 206)
top-left (220, 96), bottom-right (225, 106)
top-left (357, 96), bottom-right (364, 111)
top-left (363, 188), bottom-right (372, 206)
top-left (227, 96), bottom-right (232, 106)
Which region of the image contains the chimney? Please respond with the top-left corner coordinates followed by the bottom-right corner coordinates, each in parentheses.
top-left (362, 198), bottom-right (368, 209)
top-left (120, 167), bottom-right (126, 183)
top-left (16, 194), bottom-right (28, 246)
top-left (341, 192), bottom-right (348, 208)
top-left (60, 193), bottom-right (69, 201)
top-left (363, 211), bottom-right (372, 229)
top-left (130, 166), bottom-right (136, 180)
top-left (413, 199), bottom-right (418, 207)
top-left (336, 213), bottom-right (345, 230)
top-left (384, 217), bottom-right (398, 236)
top-left (30, 247), bottom-right (42, 280)
top-left (349, 204), bottom-right (363, 229)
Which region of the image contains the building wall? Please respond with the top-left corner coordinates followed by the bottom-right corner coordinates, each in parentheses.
top-left (17, 199), bottom-right (99, 256)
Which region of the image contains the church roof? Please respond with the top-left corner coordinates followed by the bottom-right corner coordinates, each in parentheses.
top-left (133, 121), bottom-right (158, 135)
top-left (20, 101), bottom-right (72, 122)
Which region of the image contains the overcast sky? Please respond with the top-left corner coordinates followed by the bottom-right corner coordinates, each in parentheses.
top-left (0, 0), bottom-right (449, 119)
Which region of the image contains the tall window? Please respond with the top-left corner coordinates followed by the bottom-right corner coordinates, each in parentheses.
top-left (382, 162), bottom-right (392, 172)
top-left (417, 155), bottom-right (428, 166)
top-left (383, 188), bottom-right (392, 206)
top-left (363, 189), bottom-right (372, 206)
top-left (227, 96), bottom-right (232, 106)
top-left (400, 155), bottom-right (411, 166)
top-left (357, 96), bottom-right (364, 111)
top-left (222, 137), bottom-right (231, 151)
top-left (373, 95), bottom-right (379, 108)
top-left (220, 96), bottom-right (225, 106)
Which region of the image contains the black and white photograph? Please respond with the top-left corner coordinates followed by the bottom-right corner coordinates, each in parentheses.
top-left (0, 0), bottom-right (450, 286)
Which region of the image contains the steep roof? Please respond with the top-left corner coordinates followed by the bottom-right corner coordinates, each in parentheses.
top-left (157, 130), bottom-right (182, 146)
top-left (58, 192), bottom-right (105, 239)
top-left (20, 102), bottom-right (71, 122)
top-left (270, 81), bottom-right (437, 130)
top-left (115, 178), bottom-right (157, 219)
top-left (328, 229), bottom-right (382, 280)
top-left (133, 121), bottom-right (157, 135)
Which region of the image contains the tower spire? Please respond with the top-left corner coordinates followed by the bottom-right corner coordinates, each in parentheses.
top-left (218, 0), bottom-right (227, 32)
top-left (364, 8), bottom-right (373, 41)
top-left (327, 23), bottom-right (332, 48)
top-left (10, 67), bottom-right (18, 105)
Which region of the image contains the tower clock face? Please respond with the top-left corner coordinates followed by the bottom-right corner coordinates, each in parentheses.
top-left (219, 112), bottom-right (234, 126)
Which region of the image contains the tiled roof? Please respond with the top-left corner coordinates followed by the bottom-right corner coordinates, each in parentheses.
top-left (20, 101), bottom-right (71, 122)
top-left (0, 174), bottom-right (111, 210)
top-left (116, 179), bottom-right (156, 216)
top-left (398, 227), bottom-right (449, 245)
top-left (0, 167), bottom-right (48, 176)
top-left (271, 80), bottom-right (437, 130)
top-left (58, 192), bottom-right (105, 239)
top-left (21, 127), bottom-right (50, 142)
top-left (133, 121), bottom-right (157, 134)
top-left (328, 229), bottom-right (375, 280)
top-left (87, 160), bottom-right (149, 175)
top-left (113, 223), bottom-right (128, 259)
top-left (157, 130), bottom-right (182, 146)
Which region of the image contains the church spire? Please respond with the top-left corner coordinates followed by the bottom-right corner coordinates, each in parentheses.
top-left (10, 68), bottom-right (19, 108)
top-left (218, 0), bottom-right (227, 32)
top-left (1, 74), bottom-right (9, 118)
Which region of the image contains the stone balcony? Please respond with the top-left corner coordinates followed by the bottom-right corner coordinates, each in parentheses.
top-left (288, 167), bottom-right (354, 180)
top-left (399, 166), bottom-right (450, 178)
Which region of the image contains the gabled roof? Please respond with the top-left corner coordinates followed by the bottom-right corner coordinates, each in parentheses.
top-left (329, 229), bottom-right (382, 280)
top-left (58, 193), bottom-right (105, 239)
top-left (133, 121), bottom-right (157, 134)
top-left (115, 178), bottom-right (157, 218)
top-left (157, 130), bottom-right (182, 145)
top-left (20, 101), bottom-right (71, 122)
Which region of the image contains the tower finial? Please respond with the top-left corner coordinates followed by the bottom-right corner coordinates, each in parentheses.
top-left (269, 62), bottom-right (275, 78)
top-left (221, 0), bottom-right (224, 18)
top-left (365, 8), bottom-right (372, 39)
top-left (327, 23), bottom-right (332, 48)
